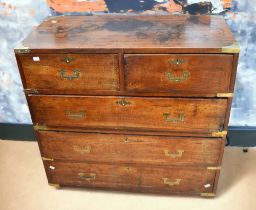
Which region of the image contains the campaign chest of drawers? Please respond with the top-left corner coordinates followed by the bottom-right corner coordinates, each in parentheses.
top-left (15, 15), bottom-right (239, 197)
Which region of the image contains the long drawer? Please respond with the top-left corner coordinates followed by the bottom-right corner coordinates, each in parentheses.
top-left (125, 54), bottom-right (233, 96)
top-left (45, 161), bottom-right (216, 194)
top-left (29, 96), bottom-right (227, 135)
top-left (38, 131), bottom-right (223, 166)
top-left (19, 54), bottom-right (119, 94)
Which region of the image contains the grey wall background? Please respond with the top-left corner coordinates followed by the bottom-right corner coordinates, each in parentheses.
top-left (0, 0), bottom-right (255, 126)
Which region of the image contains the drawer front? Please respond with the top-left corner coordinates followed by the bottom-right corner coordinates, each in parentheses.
top-left (29, 96), bottom-right (227, 134)
top-left (38, 131), bottom-right (223, 166)
top-left (19, 54), bottom-right (119, 93)
top-left (124, 54), bottom-right (233, 96)
top-left (45, 161), bottom-right (216, 194)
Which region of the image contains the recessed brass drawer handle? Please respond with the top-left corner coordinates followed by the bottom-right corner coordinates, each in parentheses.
top-left (162, 178), bottom-right (182, 186)
top-left (61, 56), bottom-right (75, 63)
top-left (73, 145), bottom-right (91, 154)
top-left (116, 99), bottom-right (131, 106)
top-left (163, 112), bottom-right (185, 123)
top-left (165, 70), bottom-right (190, 83)
top-left (169, 58), bottom-right (185, 65)
top-left (65, 110), bottom-right (86, 120)
top-left (164, 149), bottom-right (184, 158)
top-left (78, 173), bottom-right (96, 181)
top-left (59, 69), bottom-right (80, 80)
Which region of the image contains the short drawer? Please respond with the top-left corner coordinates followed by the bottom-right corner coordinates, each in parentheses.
top-left (124, 54), bottom-right (233, 96)
top-left (38, 131), bottom-right (223, 166)
top-left (45, 161), bottom-right (216, 194)
top-left (18, 54), bottom-right (119, 93)
top-left (29, 95), bottom-right (227, 135)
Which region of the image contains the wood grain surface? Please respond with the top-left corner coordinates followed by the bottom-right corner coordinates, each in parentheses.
top-left (44, 161), bottom-right (216, 194)
top-left (14, 15), bottom-right (239, 195)
top-left (125, 54), bottom-right (233, 95)
top-left (20, 15), bottom-right (236, 54)
top-left (19, 54), bottom-right (119, 93)
top-left (38, 131), bottom-right (223, 166)
top-left (28, 95), bottom-right (227, 135)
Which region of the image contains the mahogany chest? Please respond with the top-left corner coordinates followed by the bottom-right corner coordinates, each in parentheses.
top-left (15, 15), bottom-right (239, 197)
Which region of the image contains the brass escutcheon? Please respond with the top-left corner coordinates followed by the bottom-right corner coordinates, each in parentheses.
top-left (163, 112), bottom-right (185, 123)
top-left (59, 69), bottom-right (80, 80)
top-left (61, 56), bottom-right (75, 63)
top-left (78, 173), bottom-right (96, 181)
top-left (169, 58), bottom-right (185, 65)
top-left (73, 145), bottom-right (91, 155)
top-left (164, 149), bottom-right (184, 158)
top-left (116, 99), bottom-right (131, 106)
top-left (65, 110), bottom-right (86, 120)
top-left (123, 137), bottom-right (144, 143)
top-left (162, 178), bottom-right (182, 186)
top-left (165, 70), bottom-right (190, 83)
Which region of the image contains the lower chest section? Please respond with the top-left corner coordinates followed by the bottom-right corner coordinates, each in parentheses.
top-left (38, 130), bottom-right (224, 196)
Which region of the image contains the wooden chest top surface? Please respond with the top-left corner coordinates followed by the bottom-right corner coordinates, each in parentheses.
top-left (19, 15), bottom-right (238, 53)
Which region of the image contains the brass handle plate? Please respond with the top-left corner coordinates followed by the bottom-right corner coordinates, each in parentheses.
top-left (59, 69), bottom-right (80, 80)
top-left (163, 112), bottom-right (185, 123)
top-left (164, 149), bottom-right (184, 158)
top-left (116, 99), bottom-right (131, 106)
top-left (73, 145), bottom-right (91, 154)
top-left (65, 110), bottom-right (86, 120)
top-left (165, 70), bottom-right (190, 83)
top-left (162, 178), bottom-right (182, 186)
top-left (78, 173), bottom-right (96, 181)
top-left (169, 58), bottom-right (185, 65)
top-left (61, 57), bottom-right (75, 63)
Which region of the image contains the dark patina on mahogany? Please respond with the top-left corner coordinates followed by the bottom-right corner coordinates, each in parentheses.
top-left (28, 95), bottom-right (227, 135)
top-left (38, 131), bottom-right (224, 166)
top-left (14, 15), bottom-right (239, 197)
top-left (17, 15), bottom-right (238, 54)
top-left (19, 54), bottom-right (119, 93)
top-left (44, 161), bottom-right (216, 195)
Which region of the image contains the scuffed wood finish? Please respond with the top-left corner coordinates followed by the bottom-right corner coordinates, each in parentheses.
top-left (20, 15), bottom-right (237, 54)
top-left (125, 54), bottom-right (233, 96)
top-left (29, 95), bottom-right (227, 134)
top-left (19, 54), bottom-right (119, 93)
top-left (44, 161), bottom-right (216, 194)
top-left (38, 131), bottom-right (223, 166)
top-left (14, 15), bottom-right (239, 196)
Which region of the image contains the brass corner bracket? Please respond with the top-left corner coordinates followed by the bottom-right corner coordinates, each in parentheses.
top-left (24, 89), bottom-right (39, 94)
top-left (201, 193), bottom-right (216, 197)
top-left (212, 130), bottom-right (227, 137)
top-left (42, 157), bottom-right (54, 161)
top-left (14, 43), bottom-right (31, 54)
top-left (217, 93), bottom-right (234, 98)
top-left (49, 183), bottom-right (61, 189)
top-left (221, 42), bottom-right (240, 53)
top-left (33, 124), bottom-right (47, 131)
top-left (207, 166), bottom-right (221, 170)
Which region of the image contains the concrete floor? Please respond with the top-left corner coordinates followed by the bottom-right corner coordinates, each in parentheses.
top-left (0, 140), bottom-right (255, 210)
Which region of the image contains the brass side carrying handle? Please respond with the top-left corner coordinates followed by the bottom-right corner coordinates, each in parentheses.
top-left (59, 69), bottom-right (80, 80)
top-left (65, 110), bottom-right (86, 120)
top-left (73, 145), bottom-right (91, 154)
top-left (165, 70), bottom-right (190, 83)
top-left (61, 56), bottom-right (75, 63)
top-left (163, 112), bottom-right (185, 123)
top-left (162, 178), bottom-right (182, 186)
top-left (164, 149), bottom-right (184, 158)
top-left (78, 173), bottom-right (96, 181)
